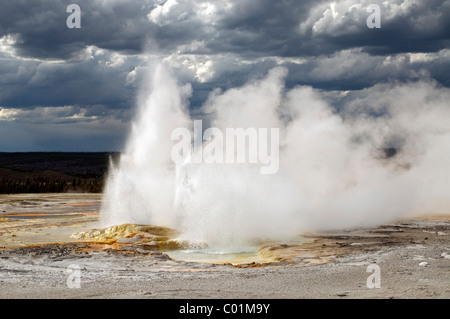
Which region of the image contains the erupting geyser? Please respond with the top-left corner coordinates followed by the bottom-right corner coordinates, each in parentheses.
top-left (100, 58), bottom-right (450, 249)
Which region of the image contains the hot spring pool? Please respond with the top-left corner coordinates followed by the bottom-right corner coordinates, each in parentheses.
top-left (164, 247), bottom-right (270, 265)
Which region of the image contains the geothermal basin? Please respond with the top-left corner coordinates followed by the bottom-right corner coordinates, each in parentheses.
top-left (0, 193), bottom-right (449, 299)
top-left (0, 193), bottom-right (307, 265)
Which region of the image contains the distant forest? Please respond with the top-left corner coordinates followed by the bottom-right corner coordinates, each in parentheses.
top-left (0, 152), bottom-right (119, 194)
top-left (0, 176), bottom-right (103, 194)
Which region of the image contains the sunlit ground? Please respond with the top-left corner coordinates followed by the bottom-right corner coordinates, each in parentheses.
top-left (0, 193), bottom-right (101, 247)
top-left (0, 193), bottom-right (308, 265)
top-left (0, 193), bottom-right (449, 299)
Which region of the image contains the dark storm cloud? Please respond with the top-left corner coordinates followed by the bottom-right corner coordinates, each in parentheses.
top-left (0, 0), bottom-right (210, 60)
top-left (197, 0), bottom-right (450, 58)
top-left (2, 0), bottom-right (449, 60)
top-left (0, 0), bottom-right (449, 151)
top-left (0, 0), bottom-right (147, 60)
top-left (204, 0), bottom-right (315, 56)
top-left (0, 48), bottom-right (141, 109)
top-left (321, 0), bottom-right (450, 56)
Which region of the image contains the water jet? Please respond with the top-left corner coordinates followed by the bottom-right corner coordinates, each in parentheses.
top-left (99, 59), bottom-right (450, 255)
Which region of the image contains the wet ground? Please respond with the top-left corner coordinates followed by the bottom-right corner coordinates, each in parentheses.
top-left (0, 193), bottom-right (100, 247)
top-left (0, 193), bottom-right (449, 298)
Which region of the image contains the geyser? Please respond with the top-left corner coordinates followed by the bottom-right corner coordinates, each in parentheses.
top-left (100, 59), bottom-right (450, 249)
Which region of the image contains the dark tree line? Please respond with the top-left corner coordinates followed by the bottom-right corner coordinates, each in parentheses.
top-left (0, 176), bottom-right (104, 194)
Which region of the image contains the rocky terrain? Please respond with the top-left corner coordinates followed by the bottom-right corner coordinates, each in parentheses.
top-left (0, 204), bottom-right (448, 299)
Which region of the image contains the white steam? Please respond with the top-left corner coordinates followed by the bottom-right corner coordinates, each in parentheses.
top-left (100, 60), bottom-right (450, 249)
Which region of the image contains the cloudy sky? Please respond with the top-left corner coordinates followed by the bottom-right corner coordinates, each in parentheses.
top-left (0, 0), bottom-right (449, 151)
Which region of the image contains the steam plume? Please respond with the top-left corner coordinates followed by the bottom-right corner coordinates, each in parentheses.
top-left (100, 59), bottom-right (450, 249)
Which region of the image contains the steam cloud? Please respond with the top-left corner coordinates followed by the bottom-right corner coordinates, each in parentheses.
top-left (100, 59), bottom-right (450, 249)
